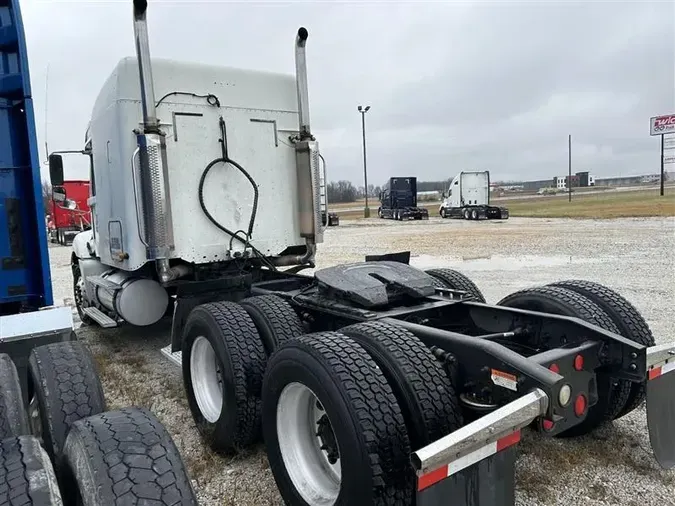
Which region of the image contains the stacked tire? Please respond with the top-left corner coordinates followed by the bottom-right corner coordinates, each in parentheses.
top-left (180, 295), bottom-right (464, 504)
top-left (0, 341), bottom-right (197, 505)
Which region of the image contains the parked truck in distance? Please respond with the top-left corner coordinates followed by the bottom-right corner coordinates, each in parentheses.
top-left (378, 176), bottom-right (429, 220)
top-left (48, 179), bottom-right (92, 245)
top-left (439, 171), bottom-right (509, 220)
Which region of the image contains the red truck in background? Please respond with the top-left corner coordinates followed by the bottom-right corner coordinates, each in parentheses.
top-left (46, 180), bottom-right (91, 245)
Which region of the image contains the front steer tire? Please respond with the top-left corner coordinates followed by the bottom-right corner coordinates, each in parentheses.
top-left (497, 286), bottom-right (631, 436)
top-left (548, 279), bottom-right (655, 419)
top-left (27, 341), bottom-right (106, 475)
top-left (72, 263), bottom-right (93, 326)
top-left (181, 301), bottom-right (266, 454)
top-left (0, 436), bottom-right (63, 506)
top-left (61, 407), bottom-right (197, 506)
top-left (340, 321), bottom-right (462, 450)
top-left (262, 332), bottom-right (414, 505)
top-left (0, 353), bottom-right (30, 440)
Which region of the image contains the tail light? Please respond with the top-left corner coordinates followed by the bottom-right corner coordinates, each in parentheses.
top-left (574, 394), bottom-right (587, 417)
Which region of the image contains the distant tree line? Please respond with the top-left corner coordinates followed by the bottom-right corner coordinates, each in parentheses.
top-left (327, 181), bottom-right (382, 203)
top-left (327, 179), bottom-right (449, 203)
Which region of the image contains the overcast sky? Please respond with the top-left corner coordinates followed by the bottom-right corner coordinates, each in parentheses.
top-left (21, 0), bottom-right (675, 186)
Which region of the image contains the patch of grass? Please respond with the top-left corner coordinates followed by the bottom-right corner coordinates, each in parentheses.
top-left (505, 189), bottom-right (675, 218)
top-left (184, 446), bottom-right (223, 483)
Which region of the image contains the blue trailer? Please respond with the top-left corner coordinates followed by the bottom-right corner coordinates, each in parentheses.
top-left (0, 0), bottom-right (74, 402)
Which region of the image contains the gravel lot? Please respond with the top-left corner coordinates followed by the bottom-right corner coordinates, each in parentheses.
top-left (48, 216), bottom-right (675, 506)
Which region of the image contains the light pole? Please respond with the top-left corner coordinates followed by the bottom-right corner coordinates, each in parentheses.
top-left (358, 105), bottom-right (370, 218)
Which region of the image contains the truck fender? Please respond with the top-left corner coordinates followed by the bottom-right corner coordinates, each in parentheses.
top-left (71, 229), bottom-right (94, 261)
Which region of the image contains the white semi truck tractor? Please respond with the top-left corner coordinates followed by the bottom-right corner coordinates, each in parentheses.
top-left (48, 1), bottom-right (675, 505)
top-left (439, 170), bottom-right (509, 220)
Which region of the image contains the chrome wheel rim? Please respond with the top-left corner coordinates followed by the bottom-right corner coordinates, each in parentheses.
top-left (74, 274), bottom-right (86, 312)
top-left (190, 336), bottom-right (223, 423)
top-left (277, 382), bottom-right (341, 505)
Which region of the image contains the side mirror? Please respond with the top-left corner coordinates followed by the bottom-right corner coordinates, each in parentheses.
top-left (49, 154), bottom-right (64, 186)
top-left (52, 186), bottom-right (66, 203)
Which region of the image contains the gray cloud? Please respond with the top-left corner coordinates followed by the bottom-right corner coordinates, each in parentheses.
top-left (21, 0), bottom-right (674, 185)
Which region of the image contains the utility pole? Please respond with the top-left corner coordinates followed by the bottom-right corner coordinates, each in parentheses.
top-left (568, 134), bottom-right (572, 202)
top-left (660, 134), bottom-right (665, 196)
top-left (358, 105), bottom-right (371, 218)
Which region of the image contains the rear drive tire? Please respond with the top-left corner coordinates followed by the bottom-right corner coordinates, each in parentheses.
top-left (0, 436), bottom-right (63, 506)
top-left (425, 268), bottom-right (486, 303)
top-left (463, 208), bottom-right (470, 220)
top-left (471, 209), bottom-right (478, 220)
top-left (0, 353), bottom-right (30, 440)
top-left (239, 294), bottom-right (306, 356)
top-left (548, 279), bottom-right (655, 419)
top-left (27, 341), bottom-right (106, 475)
top-left (62, 407), bottom-right (197, 506)
top-left (340, 321), bottom-right (462, 450)
top-left (497, 286), bottom-right (631, 436)
top-left (181, 301), bottom-right (266, 453)
top-left (262, 332), bottom-right (413, 505)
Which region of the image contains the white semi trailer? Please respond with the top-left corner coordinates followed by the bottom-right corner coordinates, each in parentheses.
top-left (439, 170), bottom-right (509, 220)
top-left (47, 2), bottom-right (674, 505)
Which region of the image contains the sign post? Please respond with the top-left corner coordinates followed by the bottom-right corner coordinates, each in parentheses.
top-left (649, 113), bottom-right (675, 197)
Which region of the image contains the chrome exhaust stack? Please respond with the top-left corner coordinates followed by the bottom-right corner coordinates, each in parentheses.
top-left (132, 0), bottom-right (174, 280)
top-left (293, 27), bottom-right (324, 261)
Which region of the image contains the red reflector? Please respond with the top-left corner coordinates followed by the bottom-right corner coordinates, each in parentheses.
top-left (648, 366), bottom-right (662, 380)
top-left (542, 419), bottom-right (554, 431)
top-left (574, 394), bottom-right (587, 417)
top-left (496, 430), bottom-right (521, 451)
top-left (574, 355), bottom-right (584, 371)
top-left (549, 363), bottom-right (560, 374)
top-left (417, 466), bottom-right (448, 491)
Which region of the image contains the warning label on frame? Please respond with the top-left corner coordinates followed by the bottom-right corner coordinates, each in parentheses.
top-left (650, 114), bottom-right (675, 136)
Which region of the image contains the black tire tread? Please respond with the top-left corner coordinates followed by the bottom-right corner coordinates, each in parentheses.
top-left (63, 407), bottom-right (196, 505)
top-left (184, 301), bottom-right (265, 450)
top-left (0, 353), bottom-right (30, 440)
top-left (272, 332), bottom-right (413, 505)
top-left (0, 436), bottom-right (63, 506)
top-left (497, 286), bottom-right (631, 435)
top-left (239, 294), bottom-right (305, 355)
top-left (28, 341), bottom-right (106, 467)
top-left (340, 321), bottom-right (462, 449)
top-left (425, 268), bottom-right (486, 302)
top-left (549, 279), bottom-right (654, 418)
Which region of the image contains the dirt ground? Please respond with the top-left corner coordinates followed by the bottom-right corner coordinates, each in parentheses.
top-left (48, 216), bottom-right (675, 506)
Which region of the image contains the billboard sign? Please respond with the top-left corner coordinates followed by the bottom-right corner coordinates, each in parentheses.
top-left (650, 114), bottom-right (675, 136)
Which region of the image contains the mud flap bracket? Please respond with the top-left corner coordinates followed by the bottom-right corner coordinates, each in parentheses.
top-left (413, 389), bottom-right (548, 506)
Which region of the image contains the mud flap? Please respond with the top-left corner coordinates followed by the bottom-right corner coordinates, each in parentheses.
top-left (646, 356), bottom-right (675, 469)
top-left (417, 441), bottom-right (517, 506)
